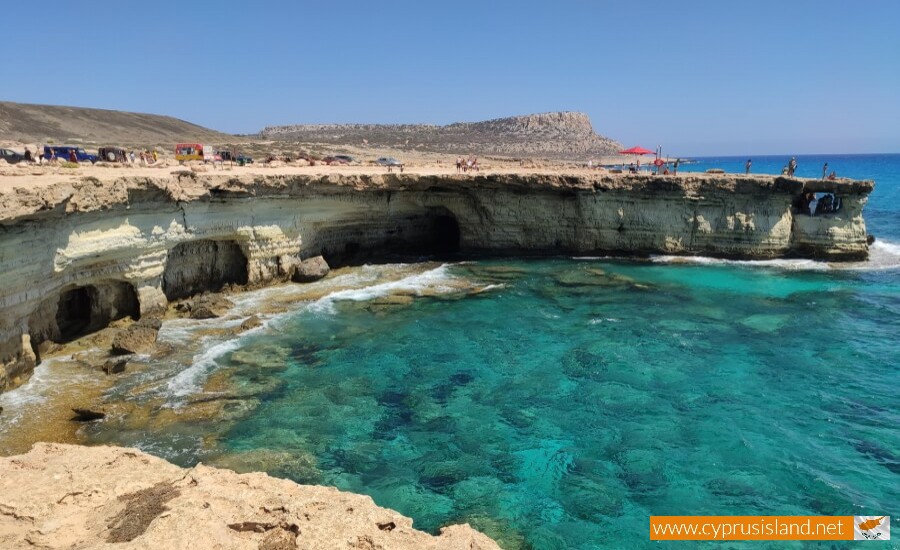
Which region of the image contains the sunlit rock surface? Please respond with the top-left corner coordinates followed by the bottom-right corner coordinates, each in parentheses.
top-left (0, 442), bottom-right (500, 549)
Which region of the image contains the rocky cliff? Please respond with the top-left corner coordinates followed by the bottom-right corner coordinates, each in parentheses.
top-left (0, 443), bottom-right (500, 549)
top-left (0, 171), bottom-right (872, 391)
top-left (259, 112), bottom-right (622, 159)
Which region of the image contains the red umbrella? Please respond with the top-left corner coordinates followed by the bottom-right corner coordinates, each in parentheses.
top-left (619, 146), bottom-right (655, 170)
top-left (619, 146), bottom-right (655, 155)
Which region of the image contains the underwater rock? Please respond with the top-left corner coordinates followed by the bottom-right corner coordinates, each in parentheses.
top-left (240, 315), bottom-right (264, 331)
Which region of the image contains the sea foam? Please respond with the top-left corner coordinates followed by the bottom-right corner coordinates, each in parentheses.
top-left (308, 264), bottom-right (455, 313)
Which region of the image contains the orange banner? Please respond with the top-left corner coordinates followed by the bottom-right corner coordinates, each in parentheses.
top-left (650, 516), bottom-right (855, 541)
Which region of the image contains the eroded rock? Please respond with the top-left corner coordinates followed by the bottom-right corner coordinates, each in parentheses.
top-left (103, 356), bottom-right (129, 375)
top-left (240, 315), bottom-right (263, 331)
top-left (175, 293), bottom-right (235, 319)
top-left (0, 443), bottom-right (501, 549)
top-left (111, 326), bottom-right (158, 355)
top-left (292, 255), bottom-right (330, 283)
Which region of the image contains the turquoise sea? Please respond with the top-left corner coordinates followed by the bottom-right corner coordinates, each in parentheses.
top-left (4, 154), bottom-right (899, 549)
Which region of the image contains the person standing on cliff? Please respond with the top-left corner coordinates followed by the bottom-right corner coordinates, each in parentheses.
top-left (822, 162), bottom-right (828, 179)
top-left (745, 159), bottom-right (752, 174)
top-left (673, 158), bottom-right (680, 175)
top-left (788, 157), bottom-right (797, 177)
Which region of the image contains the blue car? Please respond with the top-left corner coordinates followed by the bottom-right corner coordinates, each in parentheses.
top-left (43, 146), bottom-right (98, 164)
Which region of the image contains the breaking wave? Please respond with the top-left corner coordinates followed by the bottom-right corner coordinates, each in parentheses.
top-left (308, 264), bottom-right (456, 313)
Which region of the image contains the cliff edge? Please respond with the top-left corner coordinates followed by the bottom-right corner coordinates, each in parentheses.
top-left (0, 171), bottom-right (872, 393)
top-left (0, 443), bottom-right (500, 549)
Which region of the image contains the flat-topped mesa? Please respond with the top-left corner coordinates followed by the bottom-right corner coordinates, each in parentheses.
top-left (258, 111), bottom-right (622, 159)
top-left (0, 171), bottom-right (873, 391)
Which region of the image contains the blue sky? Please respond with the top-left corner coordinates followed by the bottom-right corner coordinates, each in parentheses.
top-left (3, 0), bottom-right (898, 155)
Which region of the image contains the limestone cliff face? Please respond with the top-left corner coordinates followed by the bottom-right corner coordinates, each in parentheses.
top-left (0, 443), bottom-right (500, 549)
top-left (0, 172), bottom-right (872, 391)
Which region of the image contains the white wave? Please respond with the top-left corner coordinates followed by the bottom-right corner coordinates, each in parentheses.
top-left (475, 283), bottom-right (506, 293)
top-left (0, 354), bottom-right (96, 426)
top-left (649, 242), bottom-right (900, 272)
top-left (165, 337), bottom-right (244, 398)
top-left (872, 240), bottom-right (900, 256)
top-left (159, 264), bottom-right (454, 401)
top-left (650, 255), bottom-right (831, 271)
top-left (588, 317), bottom-right (620, 325)
top-left (308, 264), bottom-right (455, 313)
top-left (843, 239), bottom-right (900, 271)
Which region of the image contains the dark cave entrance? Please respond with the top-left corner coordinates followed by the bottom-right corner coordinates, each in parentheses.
top-left (320, 208), bottom-right (462, 267)
top-left (163, 240), bottom-right (250, 300)
top-left (431, 213), bottom-right (461, 255)
top-left (56, 287), bottom-right (92, 342)
top-left (52, 281), bottom-right (141, 343)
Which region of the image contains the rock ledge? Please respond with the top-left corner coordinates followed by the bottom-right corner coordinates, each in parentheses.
top-left (0, 443), bottom-right (500, 549)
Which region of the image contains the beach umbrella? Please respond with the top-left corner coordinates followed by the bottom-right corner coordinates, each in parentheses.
top-left (619, 146), bottom-right (655, 168)
top-left (619, 146), bottom-right (655, 155)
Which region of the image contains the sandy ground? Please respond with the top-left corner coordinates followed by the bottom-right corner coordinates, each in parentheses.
top-left (0, 139), bottom-right (682, 192)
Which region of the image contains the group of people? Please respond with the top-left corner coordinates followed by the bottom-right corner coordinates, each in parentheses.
top-left (795, 191), bottom-right (842, 216)
top-left (779, 158), bottom-right (838, 180)
top-left (25, 147), bottom-right (78, 164)
top-left (456, 155), bottom-right (479, 173)
top-left (137, 150), bottom-right (158, 164)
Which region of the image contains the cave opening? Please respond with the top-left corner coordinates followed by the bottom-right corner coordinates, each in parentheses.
top-left (431, 213), bottom-right (461, 255)
top-left (319, 209), bottom-right (461, 267)
top-left (163, 240), bottom-right (249, 300)
top-left (56, 287), bottom-right (92, 342)
top-left (52, 282), bottom-right (142, 343)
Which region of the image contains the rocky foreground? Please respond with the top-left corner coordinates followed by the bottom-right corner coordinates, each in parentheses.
top-left (0, 443), bottom-right (499, 549)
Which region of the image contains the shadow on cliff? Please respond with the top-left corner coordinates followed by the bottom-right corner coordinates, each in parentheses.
top-left (321, 209), bottom-right (462, 267)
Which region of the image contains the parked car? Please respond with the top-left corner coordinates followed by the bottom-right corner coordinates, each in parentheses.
top-left (323, 156), bottom-right (349, 165)
top-left (333, 155), bottom-right (355, 164)
top-left (43, 146), bottom-right (98, 164)
top-left (98, 147), bottom-right (128, 162)
top-left (0, 148), bottom-right (26, 164)
top-left (376, 157), bottom-right (402, 167)
top-left (217, 151), bottom-right (254, 165)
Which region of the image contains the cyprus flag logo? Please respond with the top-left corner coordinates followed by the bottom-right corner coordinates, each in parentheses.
top-left (855, 516), bottom-right (889, 541)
